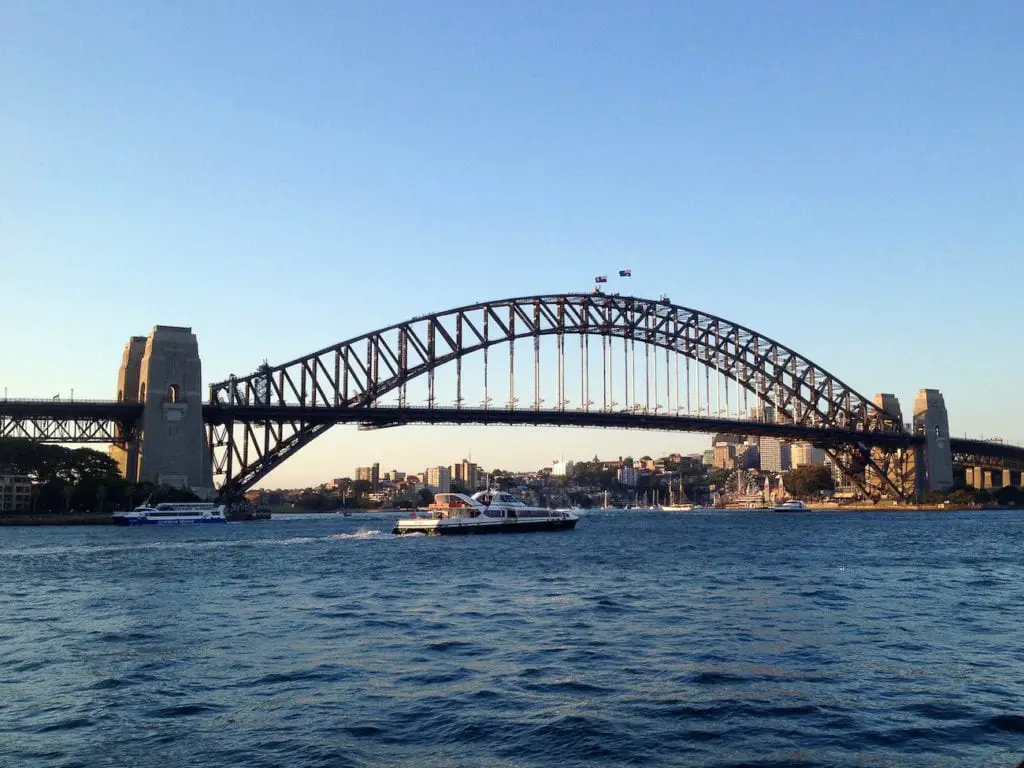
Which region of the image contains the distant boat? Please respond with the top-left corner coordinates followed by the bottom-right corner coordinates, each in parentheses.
top-left (659, 475), bottom-right (693, 511)
top-left (393, 491), bottom-right (578, 536)
top-left (774, 500), bottom-right (810, 511)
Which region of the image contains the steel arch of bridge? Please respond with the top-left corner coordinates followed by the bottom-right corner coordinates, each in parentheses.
top-left (208, 293), bottom-right (907, 496)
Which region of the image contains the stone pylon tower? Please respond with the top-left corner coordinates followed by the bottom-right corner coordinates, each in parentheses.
top-left (864, 393), bottom-right (918, 500)
top-left (110, 336), bottom-right (148, 482)
top-left (110, 326), bottom-right (214, 495)
top-left (913, 389), bottom-right (953, 493)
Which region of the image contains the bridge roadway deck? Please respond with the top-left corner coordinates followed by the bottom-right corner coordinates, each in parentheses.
top-left (7, 399), bottom-right (1024, 461)
top-left (202, 404), bottom-right (921, 449)
top-left (0, 399), bottom-right (142, 420)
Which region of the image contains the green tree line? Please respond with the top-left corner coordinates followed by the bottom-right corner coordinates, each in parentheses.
top-left (0, 438), bottom-right (197, 515)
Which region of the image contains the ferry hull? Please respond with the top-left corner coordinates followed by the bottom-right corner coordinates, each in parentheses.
top-left (393, 518), bottom-right (578, 536)
top-left (112, 517), bottom-right (229, 526)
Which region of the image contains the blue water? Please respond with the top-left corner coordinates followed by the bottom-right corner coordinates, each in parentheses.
top-left (2, 509), bottom-right (1023, 767)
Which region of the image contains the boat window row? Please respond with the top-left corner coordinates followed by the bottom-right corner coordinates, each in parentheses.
top-left (145, 511), bottom-right (214, 518)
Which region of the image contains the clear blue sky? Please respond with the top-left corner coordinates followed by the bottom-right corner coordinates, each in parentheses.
top-left (2, 1), bottom-right (1022, 487)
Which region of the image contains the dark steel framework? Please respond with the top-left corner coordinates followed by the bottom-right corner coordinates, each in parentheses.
top-left (950, 438), bottom-right (1024, 472)
top-left (207, 293), bottom-right (913, 497)
top-left (6, 297), bottom-right (1024, 500)
top-left (0, 400), bottom-right (140, 444)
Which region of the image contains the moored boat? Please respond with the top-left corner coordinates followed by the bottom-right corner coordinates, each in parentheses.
top-left (113, 502), bottom-right (228, 525)
top-left (658, 476), bottom-right (693, 511)
top-left (392, 491), bottom-right (578, 536)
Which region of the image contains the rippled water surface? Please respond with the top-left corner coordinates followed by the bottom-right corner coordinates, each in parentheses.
top-left (2, 509), bottom-right (1024, 767)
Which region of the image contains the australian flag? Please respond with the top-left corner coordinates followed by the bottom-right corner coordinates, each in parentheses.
top-left (619, 269), bottom-right (632, 277)
top-left (595, 275), bottom-right (608, 283)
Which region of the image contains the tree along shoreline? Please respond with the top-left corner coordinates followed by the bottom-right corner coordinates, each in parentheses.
top-left (0, 438), bottom-right (201, 517)
top-left (0, 513), bottom-right (114, 526)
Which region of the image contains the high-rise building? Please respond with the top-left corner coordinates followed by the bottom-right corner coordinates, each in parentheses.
top-left (713, 443), bottom-right (737, 469)
top-left (790, 442), bottom-right (825, 468)
top-left (759, 438), bottom-right (791, 472)
top-left (425, 466), bottom-right (451, 492)
top-left (736, 443), bottom-right (760, 469)
top-left (451, 459), bottom-right (481, 491)
top-left (617, 457), bottom-right (637, 487)
top-left (355, 462), bottom-right (381, 489)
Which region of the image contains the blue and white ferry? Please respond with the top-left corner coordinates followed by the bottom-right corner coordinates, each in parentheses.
top-left (113, 502), bottom-right (228, 525)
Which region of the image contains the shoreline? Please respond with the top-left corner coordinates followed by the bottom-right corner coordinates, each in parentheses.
top-left (0, 514), bottom-right (114, 526)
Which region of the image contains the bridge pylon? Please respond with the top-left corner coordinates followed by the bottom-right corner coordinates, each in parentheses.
top-left (913, 389), bottom-right (953, 493)
top-left (110, 326), bottom-right (214, 497)
top-left (859, 393), bottom-right (918, 500)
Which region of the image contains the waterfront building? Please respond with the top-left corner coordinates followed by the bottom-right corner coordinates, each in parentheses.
top-left (0, 475), bottom-right (32, 513)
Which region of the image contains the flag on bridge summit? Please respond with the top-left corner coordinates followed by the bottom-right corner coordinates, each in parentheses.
top-left (619, 269), bottom-right (632, 277)
top-left (595, 275), bottom-right (608, 283)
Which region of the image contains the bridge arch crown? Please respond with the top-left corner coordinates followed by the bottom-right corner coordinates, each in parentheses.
top-left (212, 293), bottom-right (895, 429)
top-left (207, 293), bottom-right (903, 496)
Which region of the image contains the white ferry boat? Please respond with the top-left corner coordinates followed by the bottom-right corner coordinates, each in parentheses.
top-left (113, 502), bottom-right (228, 526)
top-left (393, 491), bottom-right (578, 536)
top-left (774, 500), bottom-right (811, 512)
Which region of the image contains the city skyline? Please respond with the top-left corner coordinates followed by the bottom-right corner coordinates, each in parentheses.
top-left (3, 2), bottom-right (1022, 488)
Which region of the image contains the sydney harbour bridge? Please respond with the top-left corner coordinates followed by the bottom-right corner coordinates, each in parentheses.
top-left (2, 292), bottom-right (1022, 501)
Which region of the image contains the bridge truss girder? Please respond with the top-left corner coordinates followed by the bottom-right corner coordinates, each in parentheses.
top-left (0, 401), bottom-right (142, 445)
top-left (0, 415), bottom-right (128, 443)
top-left (207, 293), bottom-right (910, 497)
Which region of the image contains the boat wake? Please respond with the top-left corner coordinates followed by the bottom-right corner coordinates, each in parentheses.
top-left (2, 529), bottom-right (415, 558)
top-left (329, 529), bottom-right (397, 540)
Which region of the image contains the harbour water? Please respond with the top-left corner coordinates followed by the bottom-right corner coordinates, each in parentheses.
top-left (2, 509), bottom-right (1023, 767)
